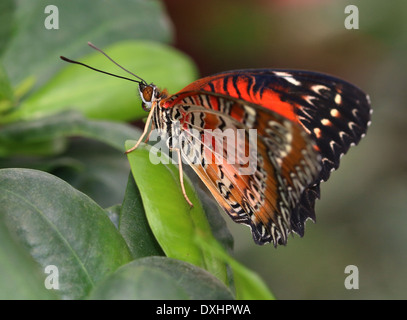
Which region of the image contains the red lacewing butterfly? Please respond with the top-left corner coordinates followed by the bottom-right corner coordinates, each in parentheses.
top-left (61, 43), bottom-right (372, 246)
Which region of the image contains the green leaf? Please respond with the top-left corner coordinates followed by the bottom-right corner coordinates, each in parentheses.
top-left (88, 256), bottom-right (234, 300)
top-left (104, 204), bottom-right (121, 229)
top-left (2, 40), bottom-right (198, 124)
top-left (3, 0), bottom-right (173, 89)
top-left (0, 110), bottom-right (139, 208)
top-left (0, 0), bottom-right (15, 56)
top-left (119, 173), bottom-right (165, 259)
top-left (0, 62), bottom-right (14, 114)
top-left (125, 142), bottom-right (229, 285)
top-left (0, 110), bottom-right (141, 156)
top-left (0, 217), bottom-right (58, 300)
top-left (0, 136), bottom-right (133, 209)
top-left (49, 138), bottom-right (132, 209)
top-left (195, 236), bottom-right (275, 300)
top-left (0, 168), bottom-right (133, 299)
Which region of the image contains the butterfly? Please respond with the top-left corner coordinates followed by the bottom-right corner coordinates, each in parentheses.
top-left (61, 44), bottom-right (372, 246)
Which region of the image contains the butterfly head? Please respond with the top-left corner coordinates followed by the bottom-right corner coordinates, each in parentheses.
top-left (138, 82), bottom-right (168, 112)
top-left (138, 82), bottom-right (158, 112)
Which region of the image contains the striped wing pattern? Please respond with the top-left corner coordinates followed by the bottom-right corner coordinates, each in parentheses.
top-left (160, 69), bottom-right (371, 245)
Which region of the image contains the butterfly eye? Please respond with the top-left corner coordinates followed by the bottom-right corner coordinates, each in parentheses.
top-left (142, 86), bottom-right (154, 102)
top-left (139, 84), bottom-right (156, 112)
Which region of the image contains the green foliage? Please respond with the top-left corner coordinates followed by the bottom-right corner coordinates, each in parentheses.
top-left (88, 256), bottom-right (234, 300)
top-left (2, 41), bottom-right (197, 124)
top-left (0, 213), bottom-right (58, 300)
top-left (0, 0), bottom-right (274, 300)
top-left (0, 168), bottom-right (133, 300)
top-left (126, 142), bottom-right (230, 285)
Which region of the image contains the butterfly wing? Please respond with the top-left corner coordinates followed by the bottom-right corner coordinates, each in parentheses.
top-left (162, 93), bottom-right (321, 245)
top-left (177, 69), bottom-right (371, 181)
top-left (161, 69), bottom-right (371, 245)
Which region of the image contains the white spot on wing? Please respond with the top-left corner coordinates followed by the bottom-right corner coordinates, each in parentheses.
top-left (339, 131), bottom-right (348, 140)
top-left (348, 121), bottom-right (357, 130)
top-left (330, 140), bottom-right (338, 151)
top-left (321, 118), bottom-right (331, 126)
top-left (244, 105), bottom-right (256, 116)
top-left (285, 77), bottom-right (301, 86)
top-left (334, 94), bottom-right (342, 105)
top-left (330, 108), bottom-right (340, 117)
top-left (314, 127), bottom-right (322, 138)
top-left (311, 84), bottom-right (330, 95)
top-left (273, 71), bottom-right (301, 86)
top-left (243, 105), bottom-right (256, 127)
top-left (303, 95), bottom-right (316, 107)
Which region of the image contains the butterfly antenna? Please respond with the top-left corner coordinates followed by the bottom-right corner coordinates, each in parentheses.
top-left (87, 42), bottom-right (147, 84)
top-left (60, 56), bottom-right (142, 84)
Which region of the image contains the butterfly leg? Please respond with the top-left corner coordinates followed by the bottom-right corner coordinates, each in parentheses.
top-left (144, 130), bottom-right (152, 143)
top-left (125, 105), bottom-right (155, 154)
top-left (175, 148), bottom-right (194, 208)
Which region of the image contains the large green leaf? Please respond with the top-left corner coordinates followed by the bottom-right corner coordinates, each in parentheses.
top-left (0, 110), bottom-right (141, 156)
top-left (0, 168), bottom-right (133, 299)
top-left (0, 217), bottom-right (58, 300)
top-left (2, 41), bottom-right (197, 124)
top-left (126, 141), bottom-right (229, 285)
top-left (119, 173), bottom-right (165, 259)
top-left (3, 0), bottom-right (173, 89)
top-left (88, 256), bottom-right (234, 300)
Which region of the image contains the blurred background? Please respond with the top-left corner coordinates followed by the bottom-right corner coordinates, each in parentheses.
top-left (163, 0), bottom-right (407, 299)
top-left (1, 0), bottom-right (406, 299)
